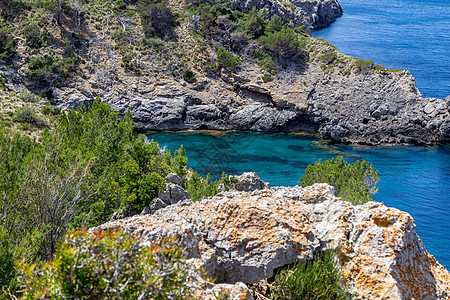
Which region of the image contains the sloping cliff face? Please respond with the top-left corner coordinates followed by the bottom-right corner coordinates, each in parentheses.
top-left (1, 0), bottom-right (449, 145)
top-left (98, 64), bottom-right (449, 145)
top-left (47, 35), bottom-right (450, 145)
top-left (95, 183), bottom-right (450, 299)
top-left (51, 58), bottom-right (450, 145)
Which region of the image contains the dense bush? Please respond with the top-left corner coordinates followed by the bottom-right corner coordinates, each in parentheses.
top-left (352, 58), bottom-right (374, 74)
top-left (300, 156), bottom-right (380, 205)
top-left (106, 156), bottom-right (167, 214)
top-left (184, 172), bottom-right (237, 201)
top-left (22, 22), bottom-right (50, 49)
top-left (245, 7), bottom-right (267, 39)
top-left (269, 249), bottom-right (347, 300)
top-left (18, 229), bottom-right (197, 299)
top-left (182, 68), bottom-right (197, 83)
top-left (0, 25), bottom-right (16, 64)
top-left (0, 226), bottom-right (15, 294)
top-left (141, 3), bottom-right (177, 40)
top-left (217, 46), bottom-right (239, 69)
top-left (262, 26), bottom-right (303, 58)
top-left (320, 51), bottom-right (338, 65)
top-left (25, 55), bottom-right (59, 89)
top-left (41, 105), bottom-right (61, 116)
top-left (13, 106), bottom-right (47, 127)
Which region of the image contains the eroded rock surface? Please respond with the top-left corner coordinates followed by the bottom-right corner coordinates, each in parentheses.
top-left (51, 62), bottom-right (450, 145)
top-left (233, 172), bottom-right (269, 191)
top-left (145, 173), bottom-right (189, 214)
top-left (96, 183), bottom-right (450, 299)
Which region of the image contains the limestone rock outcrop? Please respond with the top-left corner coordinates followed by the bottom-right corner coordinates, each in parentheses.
top-left (233, 172), bottom-right (269, 191)
top-left (230, 0), bottom-right (343, 31)
top-left (144, 173), bottom-right (189, 214)
top-left (52, 61), bottom-right (450, 145)
top-left (95, 183), bottom-right (450, 299)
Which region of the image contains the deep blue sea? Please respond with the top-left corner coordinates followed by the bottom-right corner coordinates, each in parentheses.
top-left (312, 0), bottom-right (450, 99)
top-left (148, 132), bottom-right (450, 269)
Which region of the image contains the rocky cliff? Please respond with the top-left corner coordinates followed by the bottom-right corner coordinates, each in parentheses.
top-left (47, 27), bottom-right (450, 146)
top-left (1, 0), bottom-right (449, 145)
top-left (95, 182), bottom-right (450, 299)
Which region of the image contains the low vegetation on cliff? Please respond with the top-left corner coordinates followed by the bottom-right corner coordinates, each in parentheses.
top-left (0, 0), bottom-right (385, 103)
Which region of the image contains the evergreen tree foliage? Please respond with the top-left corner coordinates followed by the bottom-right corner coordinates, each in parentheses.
top-left (300, 156), bottom-right (380, 205)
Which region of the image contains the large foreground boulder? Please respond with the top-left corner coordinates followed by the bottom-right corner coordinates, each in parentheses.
top-left (95, 183), bottom-right (450, 299)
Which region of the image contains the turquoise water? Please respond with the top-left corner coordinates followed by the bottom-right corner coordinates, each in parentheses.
top-left (148, 132), bottom-right (450, 268)
top-left (312, 0), bottom-right (450, 99)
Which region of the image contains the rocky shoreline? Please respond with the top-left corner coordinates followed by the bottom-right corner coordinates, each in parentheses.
top-left (48, 39), bottom-right (450, 146)
top-left (112, 68), bottom-right (450, 145)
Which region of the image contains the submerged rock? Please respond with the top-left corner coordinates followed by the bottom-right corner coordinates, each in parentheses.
top-left (96, 183), bottom-right (450, 299)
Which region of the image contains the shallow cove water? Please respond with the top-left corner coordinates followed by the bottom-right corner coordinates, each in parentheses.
top-left (312, 0), bottom-right (450, 99)
top-left (147, 132), bottom-right (450, 269)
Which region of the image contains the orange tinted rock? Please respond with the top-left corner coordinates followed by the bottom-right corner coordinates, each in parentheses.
top-left (95, 183), bottom-right (450, 299)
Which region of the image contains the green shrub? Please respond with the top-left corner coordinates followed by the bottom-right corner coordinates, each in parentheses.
top-left (245, 7), bottom-right (267, 39)
top-left (182, 68), bottom-right (197, 83)
top-left (217, 47), bottom-right (239, 69)
top-left (269, 249), bottom-right (347, 300)
top-left (0, 25), bottom-right (17, 64)
top-left (0, 0), bottom-right (28, 21)
top-left (352, 58), bottom-right (374, 74)
top-left (320, 51), bottom-right (338, 65)
top-left (24, 55), bottom-right (58, 86)
top-left (108, 157), bottom-right (167, 213)
top-left (300, 156), bottom-right (380, 205)
top-left (17, 229), bottom-right (197, 299)
top-left (140, 3), bottom-right (177, 40)
top-left (262, 26), bottom-right (303, 58)
top-left (13, 106), bottom-right (47, 127)
top-left (18, 91), bottom-right (40, 103)
top-left (0, 226), bottom-right (15, 294)
top-left (22, 22), bottom-right (50, 49)
top-left (265, 14), bottom-right (283, 34)
top-left (41, 105), bottom-right (61, 115)
top-left (184, 172), bottom-right (236, 201)
top-left (184, 171), bottom-right (217, 201)
top-left (0, 76), bottom-right (6, 90)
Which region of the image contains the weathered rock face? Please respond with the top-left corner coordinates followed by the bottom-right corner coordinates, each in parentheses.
top-left (98, 66), bottom-right (449, 145)
top-left (95, 183), bottom-right (450, 299)
top-left (145, 173), bottom-right (189, 214)
top-left (230, 0), bottom-right (343, 31)
top-left (50, 53), bottom-right (450, 145)
top-left (233, 172), bottom-right (269, 191)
